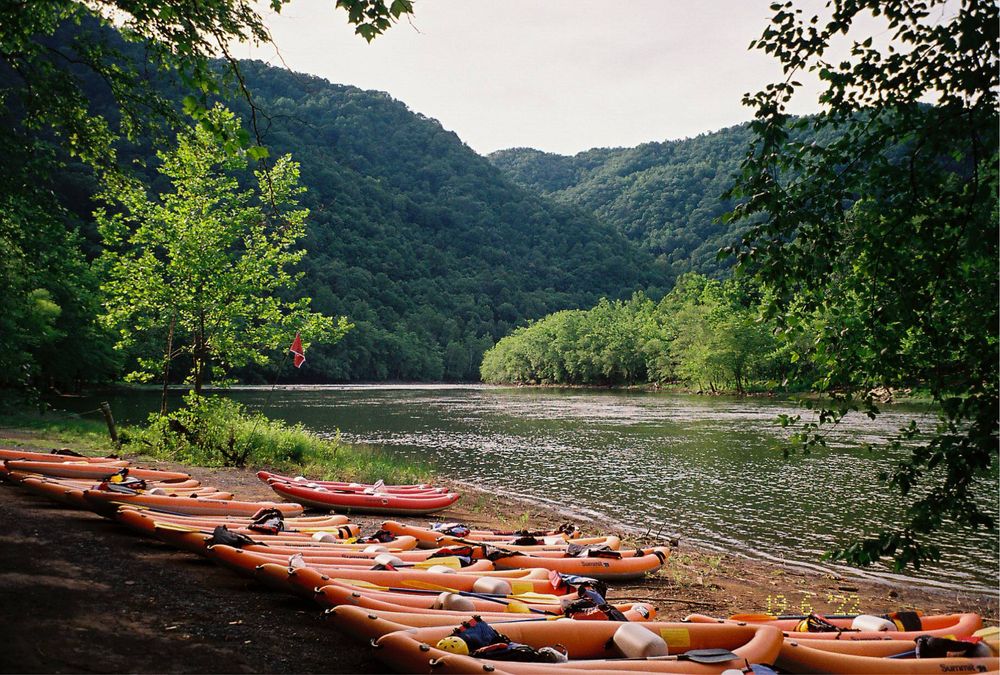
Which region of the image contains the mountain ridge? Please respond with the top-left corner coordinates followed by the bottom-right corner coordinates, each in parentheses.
top-left (488, 124), bottom-right (755, 282)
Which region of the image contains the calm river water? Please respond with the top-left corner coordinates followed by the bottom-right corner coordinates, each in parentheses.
top-left (63, 385), bottom-right (998, 593)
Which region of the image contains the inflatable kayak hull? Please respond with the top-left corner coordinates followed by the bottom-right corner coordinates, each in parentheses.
top-left (258, 471), bottom-right (445, 494)
top-left (326, 604), bottom-right (658, 644)
top-left (373, 620), bottom-right (784, 673)
top-left (685, 612), bottom-right (983, 640)
top-left (778, 636), bottom-right (999, 674)
top-left (316, 581), bottom-right (655, 621)
top-left (382, 521), bottom-right (619, 550)
top-left (82, 489), bottom-right (303, 517)
top-left (491, 547), bottom-right (669, 581)
top-left (5, 460), bottom-right (190, 482)
top-left (267, 480), bottom-right (460, 515)
top-left (114, 509), bottom-right (417, 555)
top-left (113, 506), bottom-right (351, 530)
top-left (0, 448), bottom-right (127, 464)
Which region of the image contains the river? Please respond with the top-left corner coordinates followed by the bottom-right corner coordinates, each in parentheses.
top-left (61, 384), bottom-right (998, 593)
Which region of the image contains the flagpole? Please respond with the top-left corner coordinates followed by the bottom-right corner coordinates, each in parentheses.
top-left (238, 334), bottom-right (296, 464)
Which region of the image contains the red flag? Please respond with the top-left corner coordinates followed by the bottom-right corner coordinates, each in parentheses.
top-left (289, 332), bottom-right (305, 368)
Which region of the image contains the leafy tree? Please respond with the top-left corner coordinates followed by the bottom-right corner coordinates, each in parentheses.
top-left (725, 0), bottom-right (998, 570)
top-left (0, 139), bottom-right (118, 395)
top-left (97, 106), bottom-right (348, 405)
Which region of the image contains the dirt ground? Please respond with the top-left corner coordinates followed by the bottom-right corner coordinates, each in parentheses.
top-left (0, 438), bottom-right (996, 674)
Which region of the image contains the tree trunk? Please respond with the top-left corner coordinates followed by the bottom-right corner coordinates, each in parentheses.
top-left (99, 401), bottom-right (120, 449)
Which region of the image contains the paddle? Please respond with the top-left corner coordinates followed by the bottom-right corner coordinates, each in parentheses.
top-left (450, 537), bottom-right (547, 556)
top-left (621, 648), bottom-right (740, 664)
top-left (152, 521), bottom-right (203, 533)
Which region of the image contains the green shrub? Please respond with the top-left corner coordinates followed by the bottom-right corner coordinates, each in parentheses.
top-left (127, 393), bottom-right (429, 483)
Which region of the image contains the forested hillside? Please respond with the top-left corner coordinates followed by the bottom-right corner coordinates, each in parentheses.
top-left (226, 64), bottom-right (663, 381)
top-left (23, 31), bottom-right (665, 385)
top-left (489, 127), bottom-right (755, 281)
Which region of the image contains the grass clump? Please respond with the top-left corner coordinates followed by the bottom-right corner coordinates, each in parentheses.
top-left (128, 393), bottom-right (430, 484)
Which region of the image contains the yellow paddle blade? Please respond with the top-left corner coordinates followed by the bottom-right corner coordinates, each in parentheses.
top-left (505, 600), bottom-right (531, 613)
top-left (412, 556), bottom-right (461, 569)
top-left (332, 578), bottom-right (392, 591)
top-left (507, 592), bottom-right (561, 604)
top-left (153, 522), bottom-right (201, 533)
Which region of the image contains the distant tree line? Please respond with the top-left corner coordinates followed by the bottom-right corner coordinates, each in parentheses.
top-left (481, 273), bottom-right (803, 393)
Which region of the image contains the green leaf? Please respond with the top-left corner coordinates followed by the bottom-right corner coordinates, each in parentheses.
top-left (246, 145), bottom-right (270, 161)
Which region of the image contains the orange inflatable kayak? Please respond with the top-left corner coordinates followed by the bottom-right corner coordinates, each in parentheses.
top-left (382, 521), bottom-right (619, 550)
top-left (82, 489), bottom-right (303, 517)
top-left (16, 476), bottom-right (230, 508)
top-left (114, 505), bottom-right (351, 530)
top-left (409, 522), bottom-right (581, 541)
top-left (207, 545), bottom-right (550, 584)
top-left (266, 480), bottom-right (460, 515)
top-left (208, 547), bottom-right (572, 597)
top-left (28, 476), bottom-right (205, 489)
top-left (685, 611), bottom-right (983, 640)
top-left (112, 510), bottom-right (360, 542)
top-left (114, 508), bottom-right (417, 555)
top-left (490, 547), bottom-right (670, 581)
top-left (5, 460), bottom-right (190, 482)
top-left (372, 619), bottom-right (784, 673)
top-left (213, 547), bottom-right (495, 572)
top-left (778, 635), bottom-right (999, 673)
top-left (315, 579), bottom-right (656, 621)
top-left (258, 562), bottom-right (568, 604)
top-left (326, 605), bottom-right (660, 645)
top-left (0, 448), bottom-right (127, 465)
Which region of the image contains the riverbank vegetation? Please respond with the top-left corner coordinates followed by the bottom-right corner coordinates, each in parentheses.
top-left (128, 393), bottom-right (429, 482)
top-left (481, 273), bottom-right (797, 393)
top-left (1, 401), bottom-right (429, 485)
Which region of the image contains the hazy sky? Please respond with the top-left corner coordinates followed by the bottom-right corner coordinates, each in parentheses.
top-left (232, 1), bottom-right (877, 156)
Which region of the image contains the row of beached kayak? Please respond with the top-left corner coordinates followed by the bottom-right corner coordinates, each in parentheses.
top-left (1, 446), bottom-right (997, 674)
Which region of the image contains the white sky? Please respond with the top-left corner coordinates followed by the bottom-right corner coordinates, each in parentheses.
top-left (231, 0), bottom-right (901, 156)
